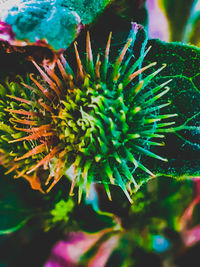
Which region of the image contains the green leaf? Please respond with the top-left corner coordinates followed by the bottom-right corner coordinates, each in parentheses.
top-left (140, 39), bottom-right (200, 180)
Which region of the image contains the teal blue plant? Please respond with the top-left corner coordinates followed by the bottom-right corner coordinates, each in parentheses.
top-left (1, 0), bottom-right (111, 49)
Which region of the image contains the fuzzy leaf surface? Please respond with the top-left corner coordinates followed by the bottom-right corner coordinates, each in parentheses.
top-left (141, 39), bottom-right (200, 180)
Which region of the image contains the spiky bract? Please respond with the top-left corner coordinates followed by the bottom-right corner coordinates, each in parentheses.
top-left (0, 32), bottom-right (177, 202)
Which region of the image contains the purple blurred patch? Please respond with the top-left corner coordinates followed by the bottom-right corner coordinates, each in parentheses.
top-left (45, 232), bottom-right (103, 267)
top-left (0, 21), bottom-right (15, 41)
top-left (45, 229), bottom-right (119, 267)
top-left (146, 0), bottom-right (169, 41)
top-left (180, 178), bottom-right (200, 247)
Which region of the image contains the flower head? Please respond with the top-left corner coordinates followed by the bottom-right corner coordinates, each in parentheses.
top-left (0, 32), bottom-right (177, 203)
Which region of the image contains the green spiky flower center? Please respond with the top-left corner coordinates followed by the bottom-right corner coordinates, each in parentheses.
top-left (58, 80), bottom-right (126, 156)
top-left (0, 32), bottom-right (178, 203)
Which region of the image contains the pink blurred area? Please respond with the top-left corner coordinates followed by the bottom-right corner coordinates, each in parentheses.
top-left (146, 0), bottom-right (169, 41)
top-left (180, 178), bottom-right (200, 247)
top-left (45, 232), bottom-right (100, 267)
top-left (0, 21), bottom-right (15, 41)
top-left (45, 229), bottom-right (119, 267)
